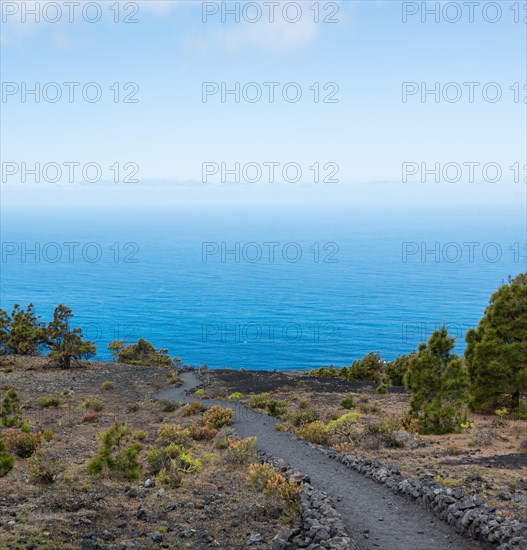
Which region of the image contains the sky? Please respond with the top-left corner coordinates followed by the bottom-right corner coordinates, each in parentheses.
top-left (0, 0), bottom-right (526, 214)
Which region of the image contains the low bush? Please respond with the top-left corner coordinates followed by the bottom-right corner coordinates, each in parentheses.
top-left (80, 399), bottom-right (104, 412)
top-left (471, 428), bottom-right (500, 447)
top-left (285, 408), bottom-right (318, 427)
top-left (267, 400), bottom-right (287, 418)
top-left (249, 392), bottom-right (271, 409)
top-left (228, 392), bottom-right (244, 401)
top-left (327, 412), bottom-right (360, 442)
top-left (397, 415), bottom-right (421, 434)
top-left (213, 426), bottom-right (234, 450)
top-left (226, 437), bottom-right (256, 464)
top-left (194, 388), bottom-right (206, 397)
top-left (156, 423), bottom-right (191, 447)
top-left (27, 449), bottom-right (60, 483)
top-left (187, 422), bottom-right (217, 441)
top-left (340, 395), bottom-right (356, 409)
top-left (376, 384), bottom-right (388, 394)
top-left (357, 418), bottom-right (398, 449)
top-left (204, 405), bottom-right (233, 429)
top-left (101, 381), bottom-right (114, 391)
top-left (275, 422), bottom-right (290, 432)
top-left (146, 444), bottom-right (202, 477)
top-left (2, 428), bottom-right (42, 458)
top-left (36, 396), bottom-right (61, 408)
top-left (157, 399), bottom-right (180, 412)
top-left (0, 439), bottom-right (14, 477)
top-left (81, 411), bottom-right (99, 423)
top-left (1, 387), bottom-right (22, 427)
top-left (295, 421), bottom-right (330, 445)
top-left (87, 422), bottom-right (143, 480)
top-left (181, 401), bottom-right (207, 417)
top-left (248, 463), bottom-right (301, 508)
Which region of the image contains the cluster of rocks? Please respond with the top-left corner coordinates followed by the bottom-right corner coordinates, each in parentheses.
top-left (316, 446), bottom-right (527, 550)
top-left (257, 452), bottom-right (351, 550)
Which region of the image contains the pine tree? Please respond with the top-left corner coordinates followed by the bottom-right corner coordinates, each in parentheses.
top-left (406, 327), bottom-right (469, 434)
top-left (465, 274), bottom-right (527, 413)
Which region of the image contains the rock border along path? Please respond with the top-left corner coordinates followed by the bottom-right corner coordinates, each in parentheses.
top-left (157, 371), bottom-right (481, 550)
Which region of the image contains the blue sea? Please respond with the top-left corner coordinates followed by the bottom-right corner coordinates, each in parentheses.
top-left (1, 198), bottom-right (525, 370)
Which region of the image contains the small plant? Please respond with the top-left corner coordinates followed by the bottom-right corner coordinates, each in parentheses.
top-left (101, 381), bottom-right (115, 391)
top-left (156, 423), bottom-right (191, 447)
top-left (295, 421), bottom-right (330, 445)
top-left (41, 429), bottom-right (53, 441)
top-left (81, 411), bottom-right (99, 423)
top-left (228, 392), bottom-right (244, 401)
top-left (0, 439), bottom-right (14, 477)
top-left (495, 408), bottom-right (509, 418)
top-left (226, 437), bottom-right (256, 464)
top-left (87, 422), bottom-right (143, 480)
top-left (340, 395), bottom-right (356, 409)
top-left (213, 426), bottom-right (234, 450)
top-left (471, 428), bottom-right (499, 447)
top-left (133, 430), bottom-right (148, 441)
top-left (181, 401), bottom-right (207, 417)
top-left (204, 406), bottom-right (233, 429)
top-left (36, 396), bottom-right (61, 408)
top-left (126, 401), bottom-right (143, 413)
top-left (157, 399), bottom-right (180, 412)
top-left (376, 383), bottom-right (388, 394)
top-left (445, 443), bottom-right (464, 456)
top-left (248, 463), bottom-right (301, 508)
top-left (397, 415), bottom-right (421, 434)
top-left (194, 388), bottom-right (206, 397)
top-left (267, 400), bottom-right (286, 418)
top-left (285, 408), bottom-right (318, 427)
top-left (460, 421), bottom-right (474, 431)
top-left (79, 399), bottom-right (104, 412)
top-left (327, 412), bottom-right (360, 442)
top-left (146, 444), bottom-right (201, 477)
top-left (187, 422), bottom-right (217, 441)
top-left (27, 449), bottom-right (60, 483)
top-left (1, 387), bottom-right (22, 427)
top-left (275, 422), bottom-right (290, 432)
top-left (249, 392), bottom-right (270, 409)
top-left (2, 428), bottom-right (42, 458)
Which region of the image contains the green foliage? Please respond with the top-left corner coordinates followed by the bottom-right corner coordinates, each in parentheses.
top-left (285, 408), bottom-right (318, 427)
top-left (27, 449), bottom-right (60, 483)
top-left (80, 399), bottom-right (104, 412)
top-left (194, 388), bottom-right (206, 397)
top-left (1, 387), bottom-right (22, 427)
top-left (310, 352), bottom-right (384, 383)
top-left (0, 439), bottom-right (14, 477)
top-left (226, 437), bottom-right (257, 464)
top-left (87, 422), bottom-right (142, 480)
top-left (181, 401), bottom-right (207, 416)
top-left (249, 392), bottom-right (271, 409)
top-left (266, 400), bottom-right (287, 418)
top-left (406, 327), bottom-right (469, 434)
top-left (376, 383), bottom-right (388, 394)
top-left (43, 305), bottom-right (96, 368)
top-left (295, 421), bottom-right (330, 445)
top-left (327, 412), bottom-right (360, 442)
top-left (2, 304), bottom-right (44, 356)
top-left (228, 392), bottom-right (243, 400)
top-left (204, 405), bottom-right (233, 429)
top-left (2, 428), bottom-right (42, 458)
top-left (385, 354), bottom-right (412, 386)
top-left (117, 338), bottom-right (174, 367)
top-left (340, 395), bottom-right (356, 409)
top-left (157, 398), bottom-right (180, 412)
top-left (146, 443), bottom-right (202, 482)
top-left (465, 274), bottom-right (527, 412)
top-left (187, 422), bottom-right (217, 441)
top-left (107, 340), bottom-right (123, 362)
top-left (36, 395), bottom-right (61, 408)
top-left (156, 423), bottom-right (191, 447)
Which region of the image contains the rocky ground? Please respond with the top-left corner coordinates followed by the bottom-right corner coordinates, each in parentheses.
top-left (0, 357), bottom-right (299, 549)
top-left (205, 368), bottom-right (527, 526)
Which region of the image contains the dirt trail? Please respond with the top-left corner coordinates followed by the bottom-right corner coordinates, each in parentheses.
top-left (157, 372), bottom-right (482, 550)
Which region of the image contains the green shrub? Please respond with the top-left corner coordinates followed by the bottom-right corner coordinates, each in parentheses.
top-left (248, 463), bottom-right (301, 508)
top-left (101, 381), bottom-right (115, 391)
top-left (249, 392), bottom-right (271, 409)
top-left (194, 388), bottom-right (206, 397)
top-left (340, 395), bottom-right (356, 409)
top-left (204, 406), bottom-right (233, 429)
top-left (228, 392), bottom-right (244, 401)
top-left (87, 422), bottom-right (143, 480)
top-left (376, 384), bottom-right (388, 394)
top-left (157, 399), bottom-right (180, 412)
top-left (0, 439), bottom-right (14, 477)
top-left (1, 387), bottom-right (22, 427)
top-left (80, 399), bottom-right (104, 412)
top-left (226, 437), bottom-right (256, 464)
top-left (156, 423), bottom-right (191, 447)
top-left (2, 428), bottom-right (42, 458)
top-left (327, 412), bottom-right (360, 442)
top-left (116, 338), bottom-right (174, 367)
top-left (295, 421), bottom-right (330, 445)
top-left (267, 400), bottom-right (286, 418)
top-left (285, 408), bottom-right (318, 427)
top-left (36, 396), bottom-right (61, 408)
top-left (213, 426), bottom-right (234, 450)
top-left (187, 422), bottom-right (217, 441)
top-left (27, 449), bottom-right (60, 483)
top-left (181, 401), bottom-right (207, 417)
top-left (146, 444), bottom-right (201, 476)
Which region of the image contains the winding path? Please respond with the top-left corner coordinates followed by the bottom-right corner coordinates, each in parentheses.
top-left (157, 372), bottom-right (481, 550)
